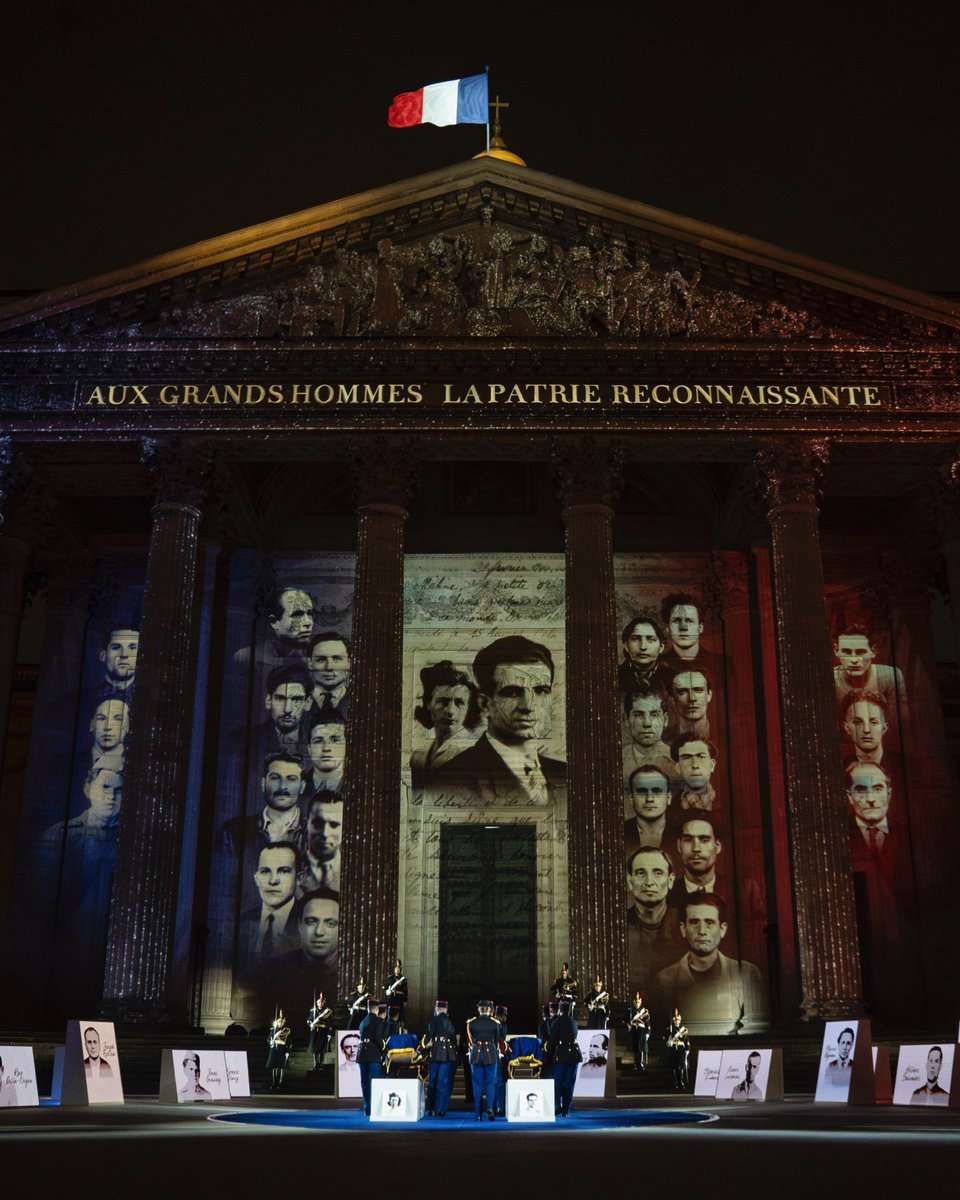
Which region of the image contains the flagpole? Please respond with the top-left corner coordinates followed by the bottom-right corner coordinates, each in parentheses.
top-left (485, 65), bottom-right (490, 154)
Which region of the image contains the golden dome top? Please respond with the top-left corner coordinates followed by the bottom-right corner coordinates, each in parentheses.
top-left (472, 92), bottom-right (526, 166)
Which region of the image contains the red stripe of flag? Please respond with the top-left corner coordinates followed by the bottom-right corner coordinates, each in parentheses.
top-left (388, 89), bottom-right (424, 127)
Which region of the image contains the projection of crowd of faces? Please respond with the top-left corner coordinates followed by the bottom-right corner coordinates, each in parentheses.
top-left (215, 578), bottom-right (350, 1028)
top-left (619, 594), bottom-right (768, 1034)
top-left (37, 622), bottom-right (139, 999)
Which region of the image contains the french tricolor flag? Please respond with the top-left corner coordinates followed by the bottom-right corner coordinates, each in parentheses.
top-left (388, 72), bottom-right (488, 128)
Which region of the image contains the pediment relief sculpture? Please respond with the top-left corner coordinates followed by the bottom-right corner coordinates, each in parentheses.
top-left (48, 208), bottom-right (848, 343)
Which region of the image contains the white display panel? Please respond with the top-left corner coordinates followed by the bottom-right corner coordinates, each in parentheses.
top-left (160, 1049), bottom-right (231, 1103)
top-left (0, 1046), bottom-right (40, 1107)
top-left (370, 1077), bottom-right (423, 1122)
top-left (693, 1049), bottom-right (723, 1096)
top-left (506, 1078), bottom-right (555, 1121)
top-left (892, 1044), bottom-right (954, 1107)
top-left (225, 1050), bottom-right (250, 1097)
top-left (335, 1028), bottom-right (362, 1098)
top-left (62, 1020), bottom-right (124, 1105)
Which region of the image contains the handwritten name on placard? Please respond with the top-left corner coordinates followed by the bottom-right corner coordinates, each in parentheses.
top-left (78, 381), bottom-right (887, 410)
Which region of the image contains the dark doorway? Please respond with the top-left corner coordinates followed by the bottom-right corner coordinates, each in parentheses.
top-left (438, 824), bottom-right (538, 1031)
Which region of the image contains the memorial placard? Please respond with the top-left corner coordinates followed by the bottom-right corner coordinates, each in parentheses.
top-left (717, 1048), bottom-right (783, 1102)
top-left (225, 1050), bottom-right (251, 1097)
top-left (0, 1046), bottom-right (40, 1107)
top-left (814, 1019), bottom-right (874, 1104)
top-left (506, 1078), bottom-right (555, 1122)
top-left (892, 1044), bottom-right (955, 1107)
top-left (693, 1049), bottom-right (723, 1096)
top-left (159, 1049), bottom-right (231, 1103)
top-left (573, 1029), bottom-right (616, 1097)
top-left (370, 1077), bottom-right (423, 1122)
top-left (62, 1021), bottom-right (124, 1105)
top-left (335, 1028), bottom-right (362, 1099)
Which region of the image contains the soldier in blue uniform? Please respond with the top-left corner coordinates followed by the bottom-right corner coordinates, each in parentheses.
top-left (357, 997), bottom-right (386, 1116)
top-left (466, 999), bottom-right (500, 1121)
top-left (547, 998), bottom-right (582, 1117)
top-left (422, 998), bottom-right (458, 1117)
top-left (539, 999), bottom-right (558, 1076)
top-left (493, 1004), bottom-right (509, 1115)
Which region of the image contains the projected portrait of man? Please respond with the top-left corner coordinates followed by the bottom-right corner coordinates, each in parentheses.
top-left (298, 797), bottom-right (342, 893)
top-left (246, 842), bottom-right (301, 962)
top-left (89, 697), bottom-right (130, 769)
top-left (97, 627), bottom-right (139, 698)
top-left (626, 846), bottom-right (684, 987)
top-left (618, 611), bottom-right (673, 694)
top-left (302, 711), bottom-right (346, 798)
top-left (624, 764), bottom-right (673, 854)
top-left (306, 632), bottom-right (351, 720)
top-left (622, 686), bottom-right (675, 791)
top-left (671, 735), bottom-right (718, 810)
top-left (652, 893), bottom-right (763, 1032)
top-left (833, 624), bottom-right (907, 727)
top-left (428, 636), bottom-right (565, 806)
top-left (670, 668), bottom-right (713, 739)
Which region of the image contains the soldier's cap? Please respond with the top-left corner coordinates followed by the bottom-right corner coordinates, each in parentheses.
top-left (366, 997), bottom-right (378, 1009)
top-left (477, 999), bottom-right (494, 1009)
top-left (435, 999), bottom-right (449, 1011)
top-left (547, 1000), bottom-right (559, 1013)
top-left (494, 1005), bottom-right (508, 1015)
top-left (559, 999), bottom-right (574, 1012)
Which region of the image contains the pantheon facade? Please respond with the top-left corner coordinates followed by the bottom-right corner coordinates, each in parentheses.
top-left (1, 157), bottom-right (958, 1035)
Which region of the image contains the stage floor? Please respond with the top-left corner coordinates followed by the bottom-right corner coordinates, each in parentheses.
top-left (2, 1093), bottom-right (958, 1197)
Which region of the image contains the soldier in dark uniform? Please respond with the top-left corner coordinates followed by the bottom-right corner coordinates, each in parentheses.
top-left (383, 958), bottom-right (408, 1030)
top-left (357, 997), bottom-right (386, 1116)
top-left (667, 1008), bottom-right (690, 1090)
top-left (345, 975), bottom-right (370, 1030)
top-left (493, 1004), bottom-right (509, 1115)
top-left (266, 1011), bottom-right (292, 1091)
top-left (422, 999), bottom-right (458, 1117)
top-left (467, 999), bottom-right (500, 1121)
top-left (539, 1000), bottom-right (559, 1076)
top-left (547, 998), bottom-right (581, 1117)
top-left (627, 990), bottom-right (651, 1071)
top-left (307, 992), bottom-right (333, 1070)
top-left (584, 974), bottom-right (610, 1029)
top-left (550, 963), bottom-right (578, 1002)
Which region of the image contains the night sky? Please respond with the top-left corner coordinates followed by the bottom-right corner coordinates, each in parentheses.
top-left (4, 1), bottom-right (960, 295)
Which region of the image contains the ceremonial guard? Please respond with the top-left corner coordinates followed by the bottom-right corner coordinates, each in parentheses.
top-left (547, 998), bottom-right (581, 1117)
top-left (550, 962), bottom-right (578, 1002)
top-left (345, 975), bottom-right (370, 1030)
top-left (383, 958), bottom-right (408, 1030)
top-left (667, 1008), bottom-right (691, 1090)
top-left (307, 992), bottom-right (333, 1070)
top-left (357, 997), bottom-right (386, 1117)
top-left (627, 990), bottom-right (651, 1071)
top-left (494, 1004), bottom-right (509, 1115)
top-left (539, 1000), bottom-right (559, 1075)
top-left (467, 999), bottom-right (500, 1121)
top-left (585, 974), bottom-right (610, 1029)
top-left (421, 998), bottom-right (458, 1117)
top-left (266, 1010), bottom-right (292, 1091)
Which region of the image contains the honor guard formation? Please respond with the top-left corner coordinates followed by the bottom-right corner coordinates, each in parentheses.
top-left (264, 957), bottom-right (694, 1114)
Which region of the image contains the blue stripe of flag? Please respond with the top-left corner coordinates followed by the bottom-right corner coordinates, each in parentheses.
top-left (456, 73), bottom-right (489, 124)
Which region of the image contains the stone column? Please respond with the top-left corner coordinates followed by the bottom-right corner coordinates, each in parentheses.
top-left (339, 436), bottom-right (417, 994)
top-left (755, 438), bottom-right (863, 1019)
top-left (553, 436), bottom-right (626, 1001)
top-left (0, 439), bottom-right (34, 773)
top-left (101, 437), bottom-right (213, 1021)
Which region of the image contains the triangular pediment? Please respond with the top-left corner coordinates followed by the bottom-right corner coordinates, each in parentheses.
top-left (1, 159), bottom-right (958, 345)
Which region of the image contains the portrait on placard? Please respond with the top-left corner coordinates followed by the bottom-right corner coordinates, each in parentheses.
top-left (892, 1044), bottom-right (954, 1107)
top-left (720, 1048), bottom-right (770, 1101)
top-left (79, 1020), bottom-right (125, 1103)
top-left (174, 1050), bottom-right (230, 1102)
top-left (336, 1029), bottom-right (362, 1098)
top-left (0, 1046), bottom-right (40, 1107)
top-left (509, 1081), bottom-right (553, 1121)
top-left (815, 1021), bottom-right (858, 1101)
top-left (574, 1029), bottom-right (606, 1096)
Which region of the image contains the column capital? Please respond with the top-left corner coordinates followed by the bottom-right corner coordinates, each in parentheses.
top-left (350, 435), bottom-right (419, 509)
top-left (755, 437), bottom-right (830, 511)
top-left (552, 434), bottom-right (623, 511)
top-left (141, 437), bottom-right (216, 511)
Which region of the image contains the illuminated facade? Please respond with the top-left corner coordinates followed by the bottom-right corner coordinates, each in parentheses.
top-left (1, 158), bottom-right (959, 1035)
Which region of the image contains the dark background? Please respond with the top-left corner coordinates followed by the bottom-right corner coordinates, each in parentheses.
top-left (3, 1), bottom-right (959, 294)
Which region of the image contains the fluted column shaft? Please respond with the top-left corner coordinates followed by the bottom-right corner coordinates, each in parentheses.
top-left (102, 439), bottom-right (212, 1017)
top-left (756, 439), bottom-right (863, 1019)
top-left (340, 438), bottom-right (416, 994)
top-left (554, 437), bottom-right (626, 1001)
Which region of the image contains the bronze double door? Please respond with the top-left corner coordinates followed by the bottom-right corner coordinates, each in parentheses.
top-left (437, 824), bottom-right (538, 1032)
